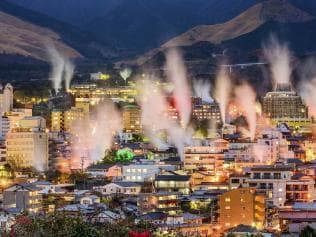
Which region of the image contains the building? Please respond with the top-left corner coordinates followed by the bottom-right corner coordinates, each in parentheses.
top-left (0, 84), bottom-right (13, 114)
top-left (0, 109), bottom-right (32, 140)
top-left (279, 203), bottom-right (316, 234)
top-left (155, 172), bottom-right (191, 194)
top-left (122, 164), bottom-right (160, 182)
top-left (245, 165), bottom-right (294, 207)
top-left (3, 183), bottom-right (43, 213)
top-left (6, 116), bottom-right (48, 171)
top-left (285, 174), bottom-right (316, 204)
top-left (184, 139), bottom-right (228, 176)
top-left (93, 182), bottom-right (141, 196)
top-left (122, 105), bottom-right (142, 133)
top-left (68, 83), bottom-right (137, 104)
top-left (51, 107), bottom-right (87, 132)
top-left (86, 164), bottom-right (122, 179)
top-left (122, 162), bottom-right (175, 182)
top-left (219, 187), bottom-right (265, 230)
top-left (191, 97), bottom-right (221, 123)
top-left (138, 192), bottom-right (180, 214)
top-left (262, 83), bottom-right (308, 125)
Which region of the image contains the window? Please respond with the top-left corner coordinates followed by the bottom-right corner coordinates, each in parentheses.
top-left (225, 198), bottom-right (231, 202)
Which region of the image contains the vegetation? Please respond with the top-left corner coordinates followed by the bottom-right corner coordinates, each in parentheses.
top-left (1, 213), bottom-right (157, 237)
top-left (300, 225), bottom-right (316, 237)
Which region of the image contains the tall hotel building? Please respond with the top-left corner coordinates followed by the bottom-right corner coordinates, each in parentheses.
top-left (263, 83), bottom-right (309, 126)
top-left (6, 117), bottom-right (48, 171)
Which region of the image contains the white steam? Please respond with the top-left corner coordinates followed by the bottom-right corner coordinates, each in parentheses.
top-left (299, 58), bottom-right (316, 117)
top-left (47, 45), bottom-right (75, 93)
top-left (234, 83), bottom-right (257, 140)
top-left (71, 101), bottom-right (122, 167)
top-left (214, 68), bottom-right (232, 124)
top-left (120, 68), bottom-right (132, 82)
top-left (138, 78), bottom-right (192, 160)
top-left (165, 49), bottom-right (192, 127)
top-left (263, 36), bottom-right (292, 90)
top-left (193, 80), bottom-right (214, 103)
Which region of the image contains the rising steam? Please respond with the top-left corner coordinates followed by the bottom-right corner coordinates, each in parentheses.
top-left (138, 78), bottom-right (191, 160)
top-left (47, 45), bottom-right (75, 93)
top-left (193, 80), bottom-right (214, 103)
top-left (263, 36), bottom-right (292, 90)
top-left (165, 49), bottom-right (192, 127)
top-left (214, 68), bottom-right (232, 124)
top-left (71, 100), bottom-right (122, 167)
top-left (299, 58), bottom-right (316, 117)
top-left (234, 83), bottom-right (257, 140)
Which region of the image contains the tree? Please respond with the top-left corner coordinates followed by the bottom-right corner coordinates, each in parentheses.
top-left (300, 225), bottom-right (316, 237)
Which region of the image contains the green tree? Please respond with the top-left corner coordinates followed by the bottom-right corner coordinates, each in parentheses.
top-left (300, 225), bottom-right (316, 237)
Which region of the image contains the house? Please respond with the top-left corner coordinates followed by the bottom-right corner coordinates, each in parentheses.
top-left (138, 192), bottom-right (180, 214)
top-left (3, 183), bottom-right (43, 213)
top-left (79, 195), bottom-right (100, 205)
top-left (93, 182), bottom-right (141, 195)
top-left (225, 225), bottom-right (273, 237)
top-left (279, 202), bottom-right (316, 234)
top-left (154, 172), bottom-right (191, 194)
top-left (92, 210), bottom-right (124, 224)
top-left (86, 164), bottom-right (122, 179)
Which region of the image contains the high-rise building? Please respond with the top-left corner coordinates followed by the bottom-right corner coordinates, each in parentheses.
top-left (184, 139), bottom-right (228, 176)
top-left (219, 187), bottom-right (265, 230)
top-left (263, 83), bottom-right (309, 126)
top-left (0, 109), bottom-right (32, 140)
top-left (0, 84), bottom-right (13, 114)
top-left (122, 105), bottom-right (142, 133)
top-left (191, 97), bottom-right (221, 123)
top-left (51, 107), bottom-right (87, 132)
top-left (6, 116), bottom-right (48, 171)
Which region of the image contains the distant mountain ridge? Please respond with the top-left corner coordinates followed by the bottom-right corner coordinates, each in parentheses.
top-left (130, 0), bottom-right (315, 66)
top-left (0, 0), bottom-right (118, 61)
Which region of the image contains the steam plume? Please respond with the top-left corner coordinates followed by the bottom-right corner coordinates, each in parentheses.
top-left (64, 57), bottom-right (75, 91)
top-left (214, 68), bottom-right (232, 124)
top-left (138, 78), bottom-right (191, 159)
top-left (299, 58), bottom-right (316, 117)
top-left (263, 36), bottom-right (292, 90)
top-left (47, 46), bottom-right (64, 93)
top-left (71, 101), bottom-right (122, 167)
top-left (193, 80), bottom-right (214, 103)
top-left (234, 83), bottom-right (257, 140)
top-left (47, 45), bottom-right (75, 93)
top-left (165, 49), bottom-right (192, 127)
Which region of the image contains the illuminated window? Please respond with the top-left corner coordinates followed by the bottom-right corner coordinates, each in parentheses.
top-left (225, 198), bottom-right (231, 202)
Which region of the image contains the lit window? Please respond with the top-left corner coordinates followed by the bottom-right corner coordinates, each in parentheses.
top-left (225, 198), bottom-right (231, 202)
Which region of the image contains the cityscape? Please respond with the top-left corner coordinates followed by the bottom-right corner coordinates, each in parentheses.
top-left (1, 0), bottom-right (316, 237)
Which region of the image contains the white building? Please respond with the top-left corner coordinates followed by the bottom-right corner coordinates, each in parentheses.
top-left (0, 108), bottom-right (32, 140)
top-left (93, 182), bottom-right (141, 195)
top-left (6, 116), bottom-right (48, 171)
top-left (122, 164), bottom-right (160, 182)
top-left (246, 165), bottom-right (294, 207)
top-left (0, 84), bottom-right (13, 114)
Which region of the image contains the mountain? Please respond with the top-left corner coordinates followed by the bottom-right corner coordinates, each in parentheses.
top-left (0, 0), bottom-right (117, 61)
top-left (8, 0), bottom-right (261, 55)
top-left (164, 0), bottom-right (313, 48)
top-left (131, 0), bottom-right (315, 66)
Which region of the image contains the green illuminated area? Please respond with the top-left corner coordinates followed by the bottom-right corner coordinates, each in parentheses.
top-left (115, 148), bottom-right (135, 162)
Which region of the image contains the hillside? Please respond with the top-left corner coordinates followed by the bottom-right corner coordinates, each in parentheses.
top-left (0, 0), bottom-right (117, 61)
top-left (8, 0), bottom-right (260, 55)
top-left (0, 11), bottom-right (81, 60)
top-left (131, 0), bottom-right (314, 66)
top-left (164, 0), bottom-right (313, 48)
